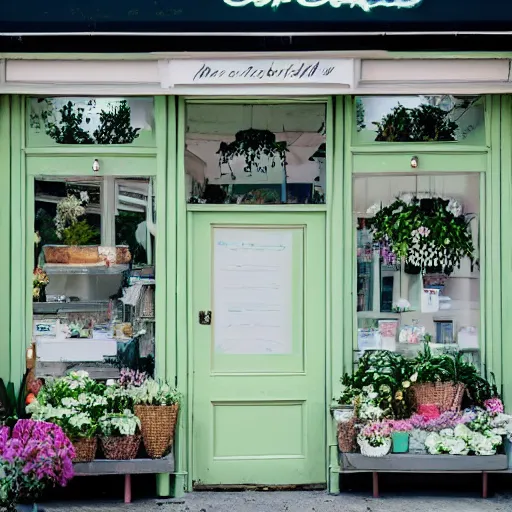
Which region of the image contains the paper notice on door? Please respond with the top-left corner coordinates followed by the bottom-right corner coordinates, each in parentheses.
top-left (213, 228), bottom-right (293, 355)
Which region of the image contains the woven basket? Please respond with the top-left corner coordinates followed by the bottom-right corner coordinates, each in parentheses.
top-left (412, 381), bottom-right (465, 412)
top-left (135, 404), bottom-right (179, 459)
top-left (43, 245), bottom-right (100, 264)
top-left (337, 418), bottom-right (357, 453)
top-left (73, 437), bottom-right (97, 462)
top-left (100, 435), bottom-right (141, 460)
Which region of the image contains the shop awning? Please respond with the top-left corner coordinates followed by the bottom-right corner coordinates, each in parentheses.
top-left (2, 0), bottom-right (512, 35)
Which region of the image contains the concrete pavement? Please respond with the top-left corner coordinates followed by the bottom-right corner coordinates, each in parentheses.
top-left (43, 491), bottom-right (512, 512)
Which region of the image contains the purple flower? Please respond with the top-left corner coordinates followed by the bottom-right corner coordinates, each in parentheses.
top-left (119, 368), bottom-right (148, 388)
top-left (484, 398), bottom-right (504, 415)
top-left (0, 420), bottom-right (75, 506)
top-left (409, 411), bottom-right (468, 432)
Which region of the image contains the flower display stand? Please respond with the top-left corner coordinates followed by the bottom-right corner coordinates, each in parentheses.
top-left (73, 453), bottom-right (174, 503)
top-left (336, 453), bottom-right (508, 498)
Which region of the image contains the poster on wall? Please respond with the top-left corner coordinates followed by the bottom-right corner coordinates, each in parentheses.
top-left (213, 228), bottom-right (293, 355)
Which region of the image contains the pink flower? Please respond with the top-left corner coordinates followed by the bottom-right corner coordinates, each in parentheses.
top-left (484, 398), bottom-right (504, 415)
top-left (417, 226), bottom-right (431, 237)
top-left (387, 419), bottom-right (413, 432)
top-left (418, 404), bottom-right (440, 419)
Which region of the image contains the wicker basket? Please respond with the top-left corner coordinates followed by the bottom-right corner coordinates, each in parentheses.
top-left (337, 418), bottom-right (357, 453)
top-left (135, 404), bottom-right (179, 459)
top-left (73, 437), bottom-right (97, 462)
top-left (43, 245), bottom-right (100, 264)
top-left (100, 435), bottom-right (141, 460)
top-left (412, 381), bottom-right (465, 412)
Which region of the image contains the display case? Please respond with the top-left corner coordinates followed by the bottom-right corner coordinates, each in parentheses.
top-left (32, 176), bottom-right (157, 379)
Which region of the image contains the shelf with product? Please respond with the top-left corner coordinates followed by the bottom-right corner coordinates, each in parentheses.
top-left (32, 175), bottom-right (157, 379)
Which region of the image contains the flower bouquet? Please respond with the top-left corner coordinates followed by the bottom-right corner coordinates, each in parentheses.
top-left (32, 267), bottom-right (49, 303)
top-left (131, 379), bottom-right (181, 458)
top-left (0, 420), bottom-right (75, 512)
top-left (26, 371), bottom-right (106, 462)
top-left (357, 422), bottom-right (392, 457)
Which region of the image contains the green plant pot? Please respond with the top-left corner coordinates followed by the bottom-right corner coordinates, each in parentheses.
top-left (392, 432), bottom-right (410, 453)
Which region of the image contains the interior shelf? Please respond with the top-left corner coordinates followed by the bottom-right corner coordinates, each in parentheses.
top-left (44, 264), bottom-right (129, 275)
top-left (33, 301), bottom-right (110, 315)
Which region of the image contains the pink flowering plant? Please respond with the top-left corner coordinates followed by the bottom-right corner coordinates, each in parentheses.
top-left (358, 422), bottom-right (392, 448)
top-left (484, 398), bottom-right (504, 416)
top-left (0, 420), bottom-right (75, 511)
top-left (387, 419), bottom-right (413, 433)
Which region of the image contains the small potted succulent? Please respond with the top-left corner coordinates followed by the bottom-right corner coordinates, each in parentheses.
top-left (357, 421), bottom-right (392, 457)
top-left (98, 410), bottom-right (141, 460)
top-left (131, 379), bottom-right (181, 459)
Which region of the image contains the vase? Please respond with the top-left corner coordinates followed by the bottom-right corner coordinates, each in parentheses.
top-left (331, 405), bottom-right (354, 423)
top-left (135, 404), bottom-right (179, 458)
top-left (358, 437), bottom-right (392, 458)
top-left (100, 435), bottom-right (141, 460)
top-left (392, 432), bottom-right (410, 453)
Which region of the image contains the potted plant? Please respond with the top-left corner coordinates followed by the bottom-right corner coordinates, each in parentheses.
top-left (98, 410), bottom-right (141, 460)
top-left (131, 379), bottom-right (180, 459)
top-left (32, 268), bottom-right (49, 303)
top-left (388, 419), bottom-right (413, 453)
top-left (0, 419), bottom-right (75, 512)
top-left (26, 371), bottom-right (106, 462)
top-left (357, 421), bottom-right (392, 457)
top-left (0, 371), bottom-right (30, 428)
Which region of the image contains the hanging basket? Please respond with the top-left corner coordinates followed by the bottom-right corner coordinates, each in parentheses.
top-left (100, 435), bottom-right (141, 460)
top-left (412, 382), bottom-right (465, 412)
top-left (358, 437), bottom-right (391, 458)
top-left (72, 437), bottom-right (97, 462)
top-left (135, 404), bottom-right (179, 459)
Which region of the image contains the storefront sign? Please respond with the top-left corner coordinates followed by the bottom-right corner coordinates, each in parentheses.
top-left (223, 0), bottom-right (422, 12)
top-left (161, 59), bottom-right (355, 87)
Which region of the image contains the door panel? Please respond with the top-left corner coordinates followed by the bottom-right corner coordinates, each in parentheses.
top-left (191, 212), bottom-right (326, 486)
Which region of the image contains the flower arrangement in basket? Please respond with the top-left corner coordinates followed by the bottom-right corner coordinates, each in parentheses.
top-left (357, 422), bottom-right (392, 457)
top-left (98, 410), bottom-right (141, 460)
top-left (0, 420), bottom-right (75, 512)
top-left (131, 379), bottom-right (181, 459)
top-left (27, 371), bottom-right (106, 462)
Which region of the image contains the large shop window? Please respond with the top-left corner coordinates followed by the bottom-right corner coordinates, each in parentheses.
top-left (185, 103), bottom-right (326, 204)
top-left (353, 174), bottom-right (480, 363)
top-left (354, 96), bottom-right (485, 145)
top-left (28, 97), bottom-right (155, 146)
top-left (33, 176), bottom-right (157, 379)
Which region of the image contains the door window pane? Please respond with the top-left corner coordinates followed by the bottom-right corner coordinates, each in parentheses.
top-left (28, 97), bottom-right (155, 146)
top-left (33, 176), bottom-right (157, 379)
top-left (355, 96), bottom-right (485, 145)
top-left (353, 174), bottom-right (480, 363)
top-left (185, 103), bottom-right (326, 204)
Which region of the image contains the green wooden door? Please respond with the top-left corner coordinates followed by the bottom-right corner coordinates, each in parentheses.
top-left (191, 211), bottom-right (326, 486)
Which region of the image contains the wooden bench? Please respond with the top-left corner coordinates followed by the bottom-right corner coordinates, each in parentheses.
top-left (73, 456), bottom-right (174, 503)
top-left (338, 453), bottom-right (509, 498)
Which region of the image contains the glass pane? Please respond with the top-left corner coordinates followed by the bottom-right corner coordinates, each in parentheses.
top-left (185, 103), bottom-right (326, 204)
top-left (353, 174), bottom-right (480, 363)
top-left (28, 97), bottom-right (155, 146)
top-left (33, 176), bottom-right (157, 379)
top-left (355, 96), bottom-right (485, 144)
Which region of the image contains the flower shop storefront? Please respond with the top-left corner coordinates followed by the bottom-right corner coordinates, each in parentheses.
top-left (2, 0), bottom-right (512, 508)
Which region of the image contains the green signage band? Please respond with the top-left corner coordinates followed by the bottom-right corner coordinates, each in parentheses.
top-left (223, 0), bottom-right (423, 11)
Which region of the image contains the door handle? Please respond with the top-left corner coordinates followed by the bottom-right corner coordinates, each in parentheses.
top-left (199, 311), bottom-right (212, 325)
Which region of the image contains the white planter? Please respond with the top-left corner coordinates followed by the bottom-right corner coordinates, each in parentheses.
top-left (332, 406), bottom-right (354, 424)
top-left (358, 437), bottom-right (392, 458)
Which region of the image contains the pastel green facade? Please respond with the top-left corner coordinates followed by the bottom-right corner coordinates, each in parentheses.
top-left (0, 94), bottom-right (510, 494)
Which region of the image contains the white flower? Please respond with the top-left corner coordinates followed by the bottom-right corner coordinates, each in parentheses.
top-left (400, 193), bottom-right (413, 205)
top-left (106, 379), bottom-right (116, 386)
top-left (80, 191), bottom-right (90, 203)
top-left (61, 397), bottom-right (79, 408)
top-left (410, 372), bottom-right (418, 383)
top-left (440, 428), bottom-right (455, 438)
top-left (366, 203), bottom-right (381, 216)
top-left (446, 199), bottom-right (462, 217)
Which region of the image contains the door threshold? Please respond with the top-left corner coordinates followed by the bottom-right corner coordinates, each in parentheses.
top-left (192, 484), bottom-right (327, 492)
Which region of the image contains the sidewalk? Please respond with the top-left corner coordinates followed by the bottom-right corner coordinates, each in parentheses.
top-left (44, 491), bottom-right (512, 512)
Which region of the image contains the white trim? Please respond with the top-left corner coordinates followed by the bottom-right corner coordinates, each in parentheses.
top-left (2, 55), bottom-right (512, 95)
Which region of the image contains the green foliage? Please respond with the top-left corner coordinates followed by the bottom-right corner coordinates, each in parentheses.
top-left (369, 196), bottom-right (475, 275)
top-left (44, 101), bottom-right (94, 144)
top-left (61, 220), bottom-right (100, 246)
top-left (93, 100), bottom-right (141, 144)
top-left (0, 371), bottom-right (30, 427)
top-left (218, 129), bottom-right (288, 175)
top-left (374, 103), bottom-right (457, 142)
top-left (355, 97), bottom-right (366, 132)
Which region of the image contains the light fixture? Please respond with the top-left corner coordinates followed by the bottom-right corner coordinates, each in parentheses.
top-left (410, 156), bottom-right (419, 169)
top-left (92, 159), bottom-right (100, 172)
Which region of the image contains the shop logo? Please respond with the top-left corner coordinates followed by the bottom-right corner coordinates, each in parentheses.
top-left (224, 0), bottom-right (422, 11)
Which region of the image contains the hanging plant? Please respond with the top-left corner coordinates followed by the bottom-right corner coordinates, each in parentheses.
top-left (367, 196), bottom-right (475, 275)
top-left (217, 129), bottom-right (288, 175)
